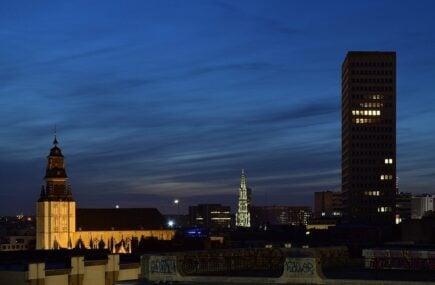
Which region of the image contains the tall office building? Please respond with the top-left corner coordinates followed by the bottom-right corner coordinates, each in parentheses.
top-left (341, 52), bottom-right (396, 224)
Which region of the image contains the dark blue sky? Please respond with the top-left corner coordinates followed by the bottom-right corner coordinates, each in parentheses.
top-left (1, 1), bottom-right (435, 215)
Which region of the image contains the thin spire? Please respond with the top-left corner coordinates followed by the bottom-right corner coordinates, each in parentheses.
top-left (240, 169), bottom-right (246, 189)
top-left (53, 125), bottom-right (58, 146)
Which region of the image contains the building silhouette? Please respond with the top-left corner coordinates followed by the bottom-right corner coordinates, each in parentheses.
top-left (188, 204), bottom-right (231, 229)
top-left (341, 51), bottom-right (396, 224)
top-left (313, 191), bottom-right (342, 218)
top-left (250, 206), bottom-right (312, 228)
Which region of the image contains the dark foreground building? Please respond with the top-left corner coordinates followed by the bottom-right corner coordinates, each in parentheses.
top-left (188, 204), bottom-right (231, 229)
top-left (341, 51), bottom-right (396, 224)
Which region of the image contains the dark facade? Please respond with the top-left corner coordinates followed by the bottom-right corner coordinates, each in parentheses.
top-left (396, 192), bottom-right (411, 223)
top-left (251, 206), bottom-right (312, 228)
top-left (342, 51), bottom-right (396, 224)
top-left (314, 191), bottom-right (342, 218)
top-left (188, 204), bottom-right (231, 229)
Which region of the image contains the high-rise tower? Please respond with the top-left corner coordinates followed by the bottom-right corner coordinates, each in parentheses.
top-left (341, 51), bottom-right (396, 224)
top-left (236, 169), bottom-right (251, 227)
top-left (36, 134), bottom-right (76, 249)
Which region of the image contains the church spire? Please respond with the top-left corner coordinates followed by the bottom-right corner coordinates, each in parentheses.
top-left (236, 169), bottom-right (251, 228)
top-left (53, 125), bottom-right (58, 146)
top-left (240, 169), bottom-right (246, 189)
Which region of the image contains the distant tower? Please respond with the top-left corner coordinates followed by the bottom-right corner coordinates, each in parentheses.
top-left (36, 133), bottom-right (76, 249)
top-left (236, 169), bottom-right (251, 227)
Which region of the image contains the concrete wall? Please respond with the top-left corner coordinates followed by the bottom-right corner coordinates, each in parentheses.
top-left (139, 251), bottom-right (325, 284)
top-left (0, 254), bottom-right (139, 285)
top-left (83, 265), bottom-right (105, 285)
top-left (46, 274), bottom-right (69, 285)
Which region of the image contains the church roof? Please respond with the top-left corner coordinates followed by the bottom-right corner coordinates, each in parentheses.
top-left (76, 208), bottom-right (166, 231)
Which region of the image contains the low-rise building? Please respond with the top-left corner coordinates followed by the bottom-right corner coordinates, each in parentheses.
top-left (411, 194), bottom-right (434, 219)
top-left (0, 236), bottom-right (35, 251)
top-left (314, 191), bottom-right (342, 218)
top-left (395, 192), bottom-right (411, 223)
top-left (251, 206), bottom-right (312, 228)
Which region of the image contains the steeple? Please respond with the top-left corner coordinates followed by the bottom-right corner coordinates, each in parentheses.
top-left (236, 169), bottom-right (251, 227)
top-left (240, 169), bottom-right (246, 189)
top-left (53, 125), bottom-right (58, 146)
top-left (39, 133), bottom-right (73, 201)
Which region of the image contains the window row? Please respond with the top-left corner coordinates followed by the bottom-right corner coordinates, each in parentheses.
top-left (351, 70), bottom-right (393, 75)
top-left (1, 244), bottom-right (28, 250)
top-left (351, 143), bottom-right (394, 148)
top-left (352, 78), bottom-right (393, 84)
top-left (351, 151), bottom-right (394, 156)
top-left (349, 183), bottom-right (395, 188)
top-left (352, 128), bottom-right (391, 140)
top-left (365, 191), bottom-right (380, 196)
top-left (354, 118), bottom-right (380, 124)
top-left (359, 102), bottom-right (383, 108)
top-left (378, 206), bottom-right (392, 212)
top-left (350, 175), bottom-right (391, 181)
top-left (351, 62), bottom-right (393, 67)
top-left (350, 127), bottom-right (394, 133)
top-left (351, 102), bottom-right (393, 108)
top-left (349, 169), bottom-right (394, 174)
top-left (384, 158), bottom-right (393, 164)
top-left (352, 110), bottom-right (381, 116)
top-left (380, 175), bottom-right (393, 180)
top-left (352, 86), bottom-right (393, 92)
top-left (351, 159), bottom-right (394, 164)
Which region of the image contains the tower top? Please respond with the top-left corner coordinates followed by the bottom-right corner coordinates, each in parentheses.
top-left (39, 132), bottom-right (72, 202)
top-left (240, 169), bottom-right (247, 190)
top-left (53, 125), bottom-right (58, 146)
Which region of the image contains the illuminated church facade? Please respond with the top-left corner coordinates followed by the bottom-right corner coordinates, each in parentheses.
top-left (36, 136), bottom-right (174, 252)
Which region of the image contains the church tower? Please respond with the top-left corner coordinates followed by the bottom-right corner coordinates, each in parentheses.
top-left (236, 169), bottom-right (251, 227)
top-left (36, 134), bottom-right (76, 249)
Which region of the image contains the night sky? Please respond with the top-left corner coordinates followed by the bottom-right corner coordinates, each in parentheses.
top-left (1, 1), bottom-right (435, 215)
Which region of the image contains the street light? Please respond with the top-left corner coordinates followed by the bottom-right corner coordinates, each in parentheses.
top-left (173, 199), bottom-right (180, 227)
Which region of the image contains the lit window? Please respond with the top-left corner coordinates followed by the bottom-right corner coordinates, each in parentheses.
top-left (377, 206), bottom-right (391, 213)
top-left (384, 158), bottom-right (393, 164)
top-left (380, 174), bottom-right (393, 180)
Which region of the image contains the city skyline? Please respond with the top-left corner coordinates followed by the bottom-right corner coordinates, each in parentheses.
top-left (1, 1), bottom-right (435, 215)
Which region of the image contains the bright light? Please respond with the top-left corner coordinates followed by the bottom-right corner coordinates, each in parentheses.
top-left (174, 199), bottom-right (179, 204)
top-left (115, 205), bottom-right (119, 209)
top-left (167, 220), bottom-right (175, 227)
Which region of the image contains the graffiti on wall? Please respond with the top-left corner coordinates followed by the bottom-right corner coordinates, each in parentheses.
top-left (284, 259), bottom-right (314, 275)
top-left (149, 256), bottom-right (177, 274)
top-left (363, 249), bottom-right (435, 271)
top-left (178, 248), bottom-right (284, 277)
